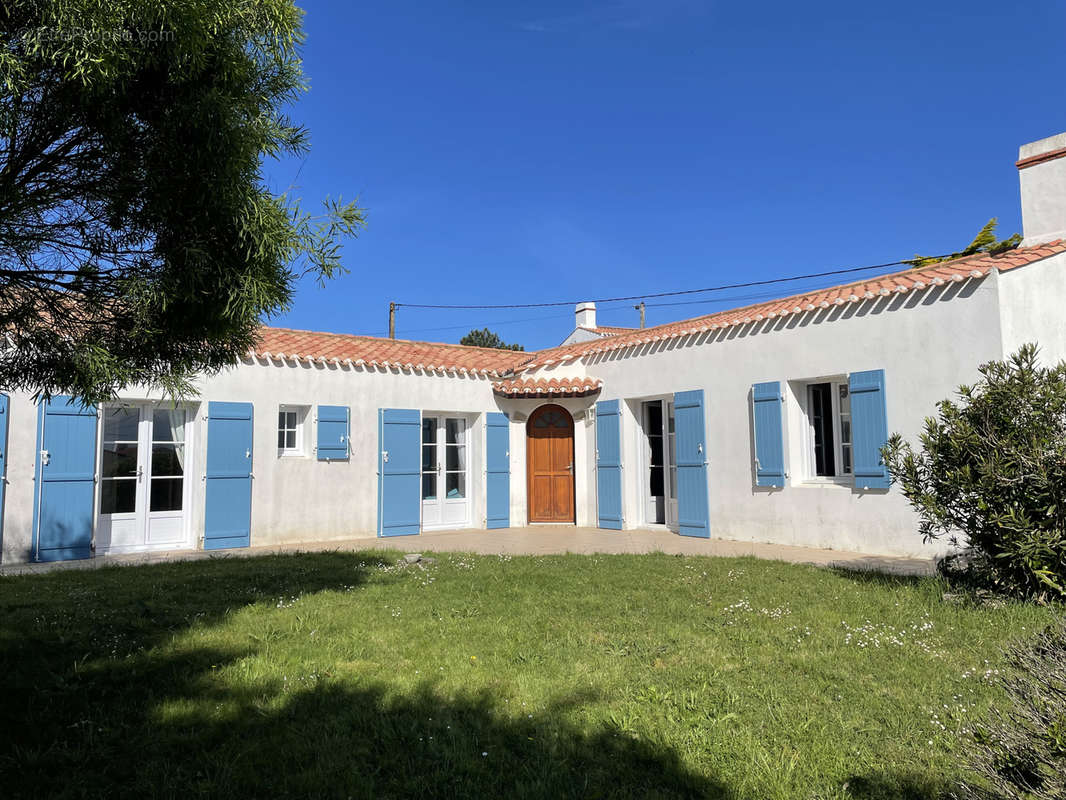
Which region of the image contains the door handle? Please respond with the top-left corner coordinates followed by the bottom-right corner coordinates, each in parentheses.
top-left (137, 465), bottom-right (144, 481)
top-left (566, 462), bottom-right (573, 472)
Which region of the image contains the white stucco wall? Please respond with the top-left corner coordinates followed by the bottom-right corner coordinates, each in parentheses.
top-left (0, 363), bottom-right (520, 562)
top-left (2, 389), bottom-right (43, 563)
top-left (997, 252), bottom-right (1066, 363)
top-left (580, 275), bottom-right (1007, 558)
top-left (559, 327), bottom-right (603, 346)
top-left (4, 256), bottom-right (1063, 564)
top-left (1019, 134), bottom-right (1066, 245)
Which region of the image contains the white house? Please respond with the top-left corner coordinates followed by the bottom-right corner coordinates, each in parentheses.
top-left (1, 132), bottom-right (1064, 564)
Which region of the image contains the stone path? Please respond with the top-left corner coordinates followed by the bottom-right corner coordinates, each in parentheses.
top-left (1, 526), bottom-right (936, 576)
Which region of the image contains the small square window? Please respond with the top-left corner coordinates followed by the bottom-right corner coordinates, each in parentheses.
top-left (802, 378), bottom-right (852, 480)
top-left (277, 406), bottom-right (308, 457)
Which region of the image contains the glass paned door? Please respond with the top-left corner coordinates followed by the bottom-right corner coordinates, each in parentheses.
top-left (101, 407), bottom-right (140, 517)
top-left (422, 418), bottom-right (438, 502)
top-left (666, 402), bottom-right (678, 529)
top-left (421, 415), bottom-right (471, 530)
top-left (445, 419), bottom-right (467, 500)
top-left (642, 401), bottom-right (666, 524)
top-left (97, 405), bottom-right (189, 553)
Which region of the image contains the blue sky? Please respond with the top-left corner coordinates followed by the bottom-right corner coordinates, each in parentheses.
top-left (265, 1), bottom-right (1066, 350)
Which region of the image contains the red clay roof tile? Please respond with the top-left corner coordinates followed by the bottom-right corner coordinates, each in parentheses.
top-left (517, 241), bottom-right (1066, 370)
top-left (250, 242), bottom-right (1065, 375)
top-left (492, 377), bottom-right (603, 397)
top-left (252, 327), bottom-right (532, 375)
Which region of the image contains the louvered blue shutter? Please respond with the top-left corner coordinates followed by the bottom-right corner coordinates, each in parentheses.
top-left (33, 396), bottom-right (97, 561)
top-left (316, 405), bottom-right (349, 461)
top-left (596, 399), bottom-right (623, 530)
top-left (849, 369), bottom-right (890, 490)
top-left (378, 408), bottom-right (421, 536)
top-left (752, 381), bottom-right (786, 487)
top-left (674, 389), bottom-right (710, 538)
top-left (0, 394), bottom-right (7, 540)
top-left (204, 402), bottom-right (254, 550)
top-left (486, 412), bottom-right (510, 529)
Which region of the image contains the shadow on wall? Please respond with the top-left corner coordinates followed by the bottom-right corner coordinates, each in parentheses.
top-left (0, 552), bottom-right (727, 799)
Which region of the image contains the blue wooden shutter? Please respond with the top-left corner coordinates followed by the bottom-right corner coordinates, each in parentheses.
top-left (849, 369), bottom-right (890, 490)
top-left (674, 389), bottom-right (710, 538)
top-left (0, 394), bottom-right (7, 541)
top-left (316, 405), bottom-right (349, 461)
top-left (378, 408), bottom-right (421, 536)
top-left (486, 412), bottom-right (510, 529)
top-left (204, 401), bottom-right (253, 550)
top-left (752, 381), bottom-right (786, 487)
top-left (595, 399), bottom-right (623, 530)
top-left (33, 396), bottom-right (97, 562)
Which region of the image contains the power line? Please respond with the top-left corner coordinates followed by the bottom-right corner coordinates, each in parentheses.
top-left (395, 310), bottom-right (577, 336)
top-left (393, 254), bottom-right (947, 310)
top-left (644, 284), bottom-right (837, 310)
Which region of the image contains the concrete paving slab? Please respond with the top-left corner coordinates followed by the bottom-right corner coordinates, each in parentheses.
top-left (0, 526), bottom-right (936, 577)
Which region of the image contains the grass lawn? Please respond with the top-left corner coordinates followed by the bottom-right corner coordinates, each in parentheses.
top-left (0, 551), bottom-right (1054, 799)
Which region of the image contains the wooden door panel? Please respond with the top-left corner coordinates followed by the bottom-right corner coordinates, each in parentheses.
top-left (527, 405), bottom-right (575, 523)
top-left (549, 434), bottom-right (571, 472)
top-left (551, 475), bottom-right (573, 519)
top-left (530, 475), bottom-right (553, 519)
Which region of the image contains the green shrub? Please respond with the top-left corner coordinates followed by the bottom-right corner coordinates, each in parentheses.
top-left (956, 616), bottom-right (1066, 799)
top-left (882, 344), bottom-right (1066, 600)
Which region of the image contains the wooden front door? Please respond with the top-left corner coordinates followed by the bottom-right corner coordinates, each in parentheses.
top-left (527, 404), bottom-right (575, 523)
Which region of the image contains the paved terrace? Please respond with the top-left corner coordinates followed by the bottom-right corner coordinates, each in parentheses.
top-left (0, 527), bottom-right (936, 576)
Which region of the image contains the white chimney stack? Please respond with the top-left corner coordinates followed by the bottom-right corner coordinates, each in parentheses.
top-left (1018, 132), bottom-right (1066, 245)
top-left (575, 302), bottom-right (597, 330)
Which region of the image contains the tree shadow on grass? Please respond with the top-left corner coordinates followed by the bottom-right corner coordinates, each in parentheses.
top-left (827, 563), bottom-right (939, 590)
top-left (0, 552), bottom-right (729, 799)
top-left (842, 771), bottom-right (954, 799)
top-left (0, 551), bottom-right (382, 686)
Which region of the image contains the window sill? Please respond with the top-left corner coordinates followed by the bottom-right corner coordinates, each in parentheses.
top-left (277, 451), bottom-right (308, 459)
top-left (795, 478), bottom-right (853, 489)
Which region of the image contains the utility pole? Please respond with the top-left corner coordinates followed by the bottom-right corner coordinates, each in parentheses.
top-left (634, 301), bottom-right (646, 329)
top-left (389, 302), bottom-right (396, 339)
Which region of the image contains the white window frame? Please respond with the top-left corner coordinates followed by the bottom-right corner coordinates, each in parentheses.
top-left (277, 405), bottom-right (308, 457)
top-left (798, 376), bottom-right (852, 484)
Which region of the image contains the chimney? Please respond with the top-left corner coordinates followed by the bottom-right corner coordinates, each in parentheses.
top-left (575, 302), bottom-right (597, 329)
top-left (1018, 132), bottom-right (1066, 245)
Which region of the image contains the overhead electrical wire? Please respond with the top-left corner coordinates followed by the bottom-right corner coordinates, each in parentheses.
top-left (393, 254), bottom-right (951, 311)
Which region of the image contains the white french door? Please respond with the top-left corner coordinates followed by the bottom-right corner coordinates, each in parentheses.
top-left (421, 415), bottom-right (471, 530)
top-left (96, 405), bottom-right (190, 553)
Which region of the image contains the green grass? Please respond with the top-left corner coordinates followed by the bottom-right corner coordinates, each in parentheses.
top-left (0, 551), bottom-right (1054, 799)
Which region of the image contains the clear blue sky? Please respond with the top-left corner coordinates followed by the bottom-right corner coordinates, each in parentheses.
top-left (265, 0), bottom-right (1066, 350)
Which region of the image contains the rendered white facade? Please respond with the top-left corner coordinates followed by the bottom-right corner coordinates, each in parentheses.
top-left (1, 135), bottom-right (1064, 565)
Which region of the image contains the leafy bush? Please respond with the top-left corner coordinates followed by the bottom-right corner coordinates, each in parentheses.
top-left (956, 616), bottom-right (1066, 799)
top-left (882, 344), bottom-right (1066, 600)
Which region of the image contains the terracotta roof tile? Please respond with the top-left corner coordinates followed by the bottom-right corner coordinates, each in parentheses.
top-left (517, 241), bottom-right (1066, 370)
top-left (592, 325), bottom-right (637, 336)
top-left (249, 242), bottom-right (1065, 376)
top-left (252, 327), bottom-right (532, 375)
top-left (492, 377), bottom-right (603, 397)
